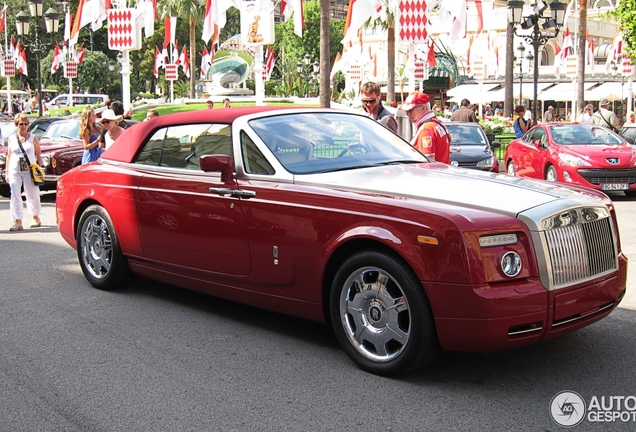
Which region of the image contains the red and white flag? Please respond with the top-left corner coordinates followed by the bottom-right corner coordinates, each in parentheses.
top-left (202, 0), bottom-right (237, 44)
top-left (9, 36), bottom-right (16, 61)
top-left (164, 16), bottom-right (177, 49)
top-left (70, 0), bottom-right (108, 46)
top-left (342, 0), bottom-right (378, 46)
top-left (474, 0), bottom-right (483, 34)
top-left (179, 46), bottom-right (190, 78)
top-left (586, 32), bottom-right (595, 75)
top-left (18, 49), bottom-right (28, 76)
top-left (64, 11), bottom-right (73, 42)
top-left (330, 52), bottom-right (343, 79)
top-left (281, 0), bottom-right (304, 38)
top-left (173, 41), bottom-right (180, 65)
top-left (427, 38), bottom-right (436, 67)
top-left (51, 43), bottom-right (65, 73)
top-left (554, 27), bottom-right (573, 78)
top-left (73, 45), bottom-right (86, 64)
top-left (0, 5), bottom-right (7, 34)
top-left (154, 46), bottom-right (164, 77)
top-left (200, 46), bottom-right (211, 79)
top-left (13, 40), bottom-right (22, 63)
top-left (605, 33), bottom-right (623, 73)
top-left (264, 45), bottom-right (275, 80)
top-left (136, 0), bottom-right (156, 38)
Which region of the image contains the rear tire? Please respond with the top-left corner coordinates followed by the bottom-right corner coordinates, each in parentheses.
top-left (0, 184), bottom-right (10, 197)
top-left (76, 204), bottom-right (133, 290)
top-left (330, 249), bottom-right (439, 376)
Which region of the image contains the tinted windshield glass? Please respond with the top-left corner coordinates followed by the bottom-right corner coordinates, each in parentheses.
top-left (248, 112), bottom-right (425, 174)
top-left (42, 121), bottom-right (80, 140)
top-left (446, 124), bottom-right (487, 146)
top-left (550, 124), bottom-right (625, 145)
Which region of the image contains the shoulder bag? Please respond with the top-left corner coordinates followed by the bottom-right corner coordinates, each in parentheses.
top-left (15, 135), bottom-right (45, 187)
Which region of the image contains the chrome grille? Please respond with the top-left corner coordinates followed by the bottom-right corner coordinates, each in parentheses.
top-left (544, 214), bottom-right (617, 288)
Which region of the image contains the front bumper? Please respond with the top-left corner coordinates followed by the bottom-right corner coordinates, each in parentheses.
top-left (428, 253), bottom-right (628, 352)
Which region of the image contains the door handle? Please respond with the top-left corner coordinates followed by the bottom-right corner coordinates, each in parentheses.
top-left (209, 188), bottom-right (256, 198)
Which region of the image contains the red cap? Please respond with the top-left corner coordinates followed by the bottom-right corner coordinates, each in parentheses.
top-left (401, 91), bottom-right (430, 110)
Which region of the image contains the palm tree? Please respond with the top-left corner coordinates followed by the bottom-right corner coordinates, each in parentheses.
top-left (576, 0), bottom-right (587, 120)
top-left (160, 0), bottom-right (202, 98)
top-left (320, 0), bottom-right (331, 107)
top-left (364, 1), bottom-right (396, 104)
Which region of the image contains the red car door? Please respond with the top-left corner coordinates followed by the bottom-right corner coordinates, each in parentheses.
top-left (134, 125), bottom-right (251, 276)
top-left (136, 172), bottom-right (251, 276)
top-left (519, 128), bottom-right (547, 179)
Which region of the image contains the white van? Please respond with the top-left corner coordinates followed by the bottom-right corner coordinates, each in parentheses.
top-left (46, 94), bottom-right (109, 109)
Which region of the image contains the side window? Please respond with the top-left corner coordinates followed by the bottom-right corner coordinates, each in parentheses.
top-left (241, 131), bottom-right (275, 175)
top-left (134, 123), bottom-right (232, 170)
top-left (136, 128), bottom-right (167, 165)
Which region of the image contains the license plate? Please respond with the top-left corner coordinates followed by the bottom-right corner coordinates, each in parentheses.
top-left (601, 183), bottom-right (629, 190)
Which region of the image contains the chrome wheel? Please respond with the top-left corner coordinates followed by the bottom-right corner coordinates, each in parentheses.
top-left (545, 165), bottom-right (557, 182)
top-left (506, 161), bottom-right (516, 176)
top-left (77, 205), bottom-right (132, 290)
top-left (79, 213), bottom-right (113, 280)
top-left (339, 267), bottom-right (410, 362)
top-left (330, 249), bottom-right (438, 375)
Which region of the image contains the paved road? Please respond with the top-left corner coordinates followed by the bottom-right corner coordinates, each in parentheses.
top-left (1, 191), bottom-right (635, 431)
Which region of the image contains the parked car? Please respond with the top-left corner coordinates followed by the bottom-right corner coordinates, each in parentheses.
top-left (55, 107), bottom-right (627, 376)
top-left (0, 119), bottom-right (87, 196)
top-left (46, 93), bottom-right (109, 109)
top-left (619, 122), bottom-right (636, 144)
top-left (29, 117), bottom-right (65, 139)
top-left (446, 122), bottom-right (500, 172)
top-left (504, 123), bottom-right (636, 197)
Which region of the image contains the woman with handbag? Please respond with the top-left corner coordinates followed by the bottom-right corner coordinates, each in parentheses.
top-left (80, 108), bottom-right (102, 164)
top-left (4, 113), bottom-right (43, 231)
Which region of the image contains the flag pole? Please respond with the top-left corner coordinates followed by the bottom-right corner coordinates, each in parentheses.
top-left (3, 3), bottom-right (11, 115)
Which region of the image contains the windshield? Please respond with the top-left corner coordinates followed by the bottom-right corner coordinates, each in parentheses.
top-left (42, 121), bottom-right (81, 140)
top-left (248, 112), bottom-right (426, 174)
top-left (446, 124), bottom-right (488, 146)
top-left (0, 121), bottom-right (16, 142)
top-left (550, 124), bottom-right (625, 145)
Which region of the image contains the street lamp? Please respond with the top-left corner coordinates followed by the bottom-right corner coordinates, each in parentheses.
top-left (312, 61), bottom-right (320, 96)
top-left (516, 43), bottom-right (525, 104)
top-left (508, 0), bottom-right (567, 123)
top-left (16, 0), bottom-right (61, 116)
top-left (296, 53), bottom-right (315, 98)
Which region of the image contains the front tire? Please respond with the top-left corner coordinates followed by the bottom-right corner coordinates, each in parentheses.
top-left (76, 205), bottom-right (133, 290)
top-left (330, 249), bottom-right (439, 376)
top-left (545, 165), bottom-right (558, 182)
top-left (506, 160), bottom-right (516, 176)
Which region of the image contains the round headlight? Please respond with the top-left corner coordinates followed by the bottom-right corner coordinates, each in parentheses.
top-left (501, 252), bottom-right (522, 277)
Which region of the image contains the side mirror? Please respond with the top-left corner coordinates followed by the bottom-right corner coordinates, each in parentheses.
top-left (200, 154), bottom-right (235, 183)
top-left (534, 139), bottom-right (542, 149)
top-left (490, 140), bottom-right (502, 149)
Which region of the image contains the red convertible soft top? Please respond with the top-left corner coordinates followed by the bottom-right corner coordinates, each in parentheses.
top-left (102, 106), bottom-right (306, 163)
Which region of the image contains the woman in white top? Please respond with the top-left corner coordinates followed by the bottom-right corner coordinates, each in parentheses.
top-left (578, 104), bottom-right (594, 123)
top-left (98, 109), bottom-right (125, 149)
top-left (4, 113), bottom-right (42, 231)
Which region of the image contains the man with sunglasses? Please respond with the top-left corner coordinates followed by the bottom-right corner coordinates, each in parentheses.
top-left (360, 82), bottom-right (397, 133)
top-left (402, 91), bottom-right (451, 164)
